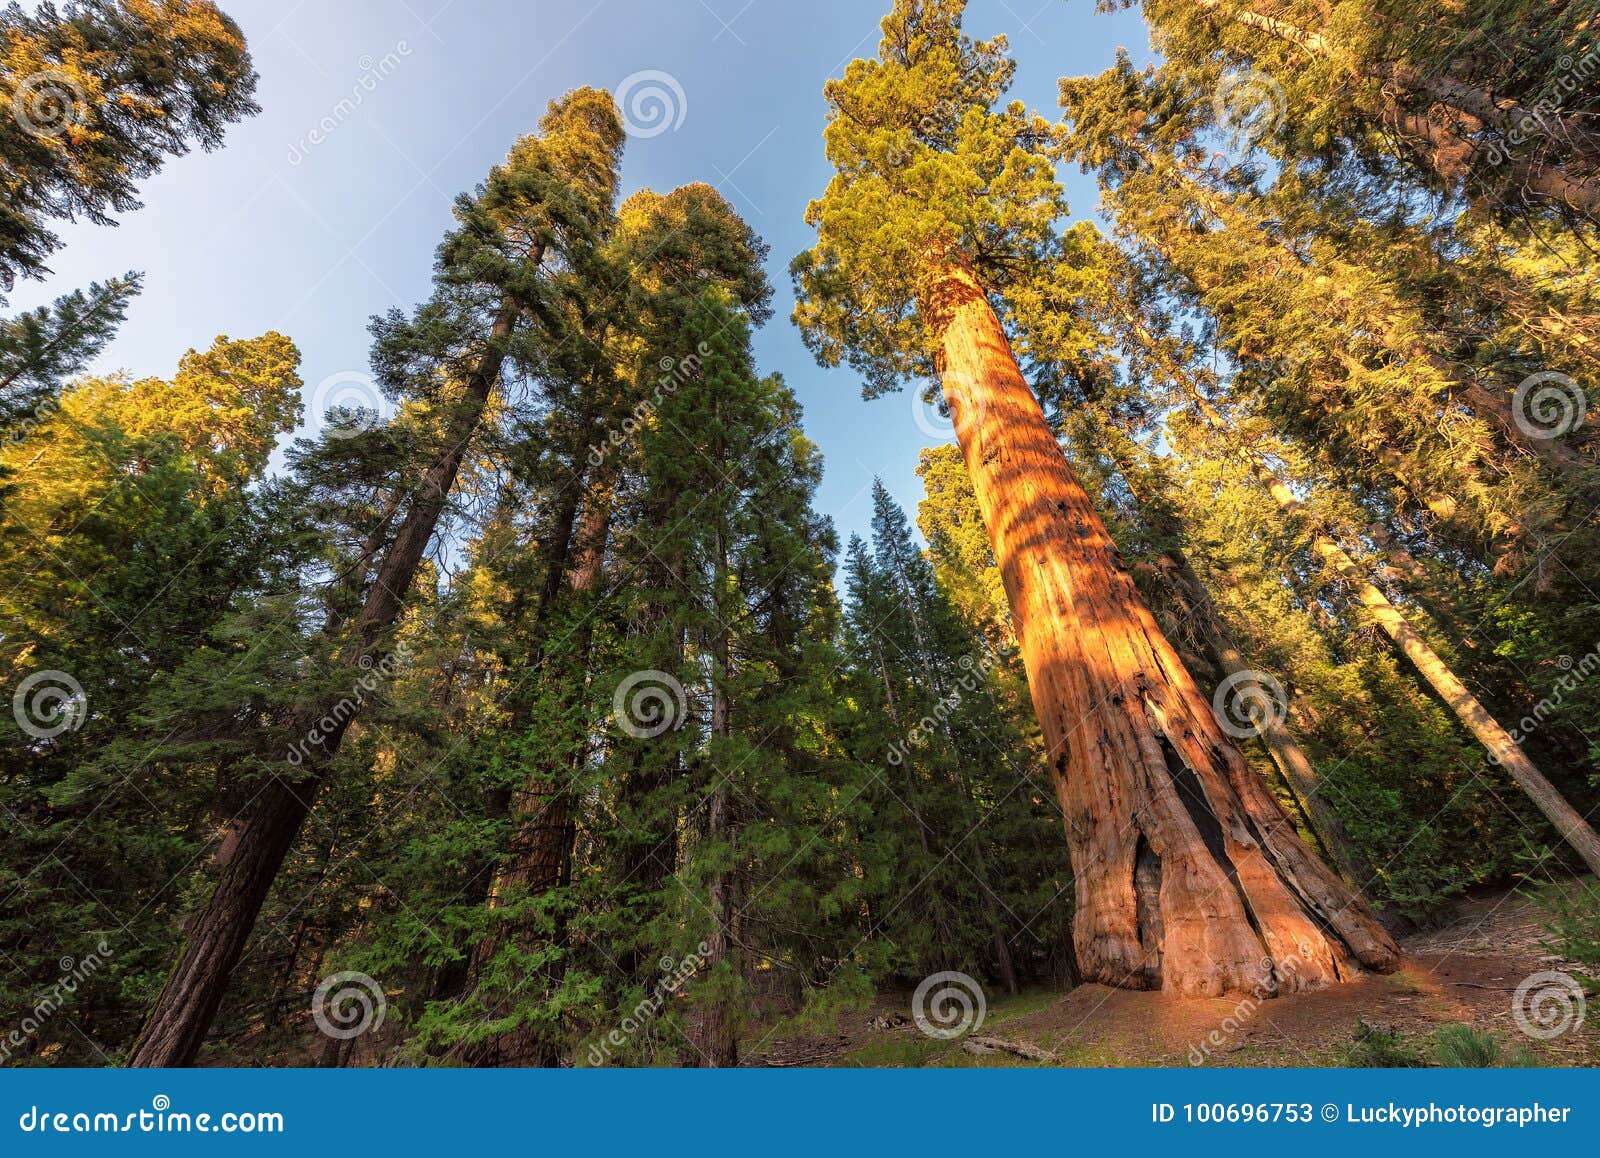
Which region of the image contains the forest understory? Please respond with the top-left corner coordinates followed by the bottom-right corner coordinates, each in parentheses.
top-left (224, 881), bottom-right (1597, 1068)
top-left (759, 883), bottom-right (1600, 1069)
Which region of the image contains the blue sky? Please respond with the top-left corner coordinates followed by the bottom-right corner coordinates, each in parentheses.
top-left (16, 0), bottom-right (1152, 554)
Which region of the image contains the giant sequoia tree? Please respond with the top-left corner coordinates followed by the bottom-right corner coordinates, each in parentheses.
top-left (796, 0), bottom-right (1397, 995)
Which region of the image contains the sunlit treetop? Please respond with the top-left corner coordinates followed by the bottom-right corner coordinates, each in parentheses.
top-left (792, 0), bottom-right (1070, 396)
top-left (2, 331), bottom-right (301, 507)
top-left (0, 0), bottom-right (261, 293)
top-left (617, 183), bottom-right (773, 326)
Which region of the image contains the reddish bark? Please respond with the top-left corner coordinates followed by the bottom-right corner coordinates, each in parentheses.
top-left (924, 259), bottom-right (1398, 996)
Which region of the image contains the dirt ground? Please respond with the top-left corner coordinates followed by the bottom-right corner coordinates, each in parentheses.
top-left (746, 884), bottom-right (1599, 1067)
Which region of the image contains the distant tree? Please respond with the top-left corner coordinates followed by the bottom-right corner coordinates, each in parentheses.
top-left (0, 333), bottom-right (301, 1061)
top-left (0, 271), bottom-right (139, 432)
top-left (126, 89), bottom-right (625, 1067)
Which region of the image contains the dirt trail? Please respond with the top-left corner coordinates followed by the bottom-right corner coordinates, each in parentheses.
top-left (748, 884), bottom-right (1598, 1067)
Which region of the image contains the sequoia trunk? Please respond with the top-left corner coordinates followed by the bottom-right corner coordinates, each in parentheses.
top-left (923, 260), bottom-right (1398, 996)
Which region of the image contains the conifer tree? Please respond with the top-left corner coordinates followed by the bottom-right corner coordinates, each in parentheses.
top-left (1125, 0), bottom-right (1600, 227)
top-left (0, 0), bottom-right (260, 292)
top-left (443, 182), bottom-right (775, 1066)
top-left (0, 271), bottom-right (139, 432)
top-left (577, 288), bottom-right (842, 1066)
top-left (126, 90), bottom-right (625, 1066)
top-left (797, 0), bottom-right (1396, 996)
top-left (842, 482), bottom-right (1065, 993)
top-left (1058, 55), bottom-right (1600, 877)
top-left (0, 333), bottom-right (301, 1061)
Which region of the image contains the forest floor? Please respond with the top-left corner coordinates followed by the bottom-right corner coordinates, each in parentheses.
top-left (747, 882), bottom-right (1599, 1067)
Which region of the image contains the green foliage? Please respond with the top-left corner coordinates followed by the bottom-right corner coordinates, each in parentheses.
top-left (0, 0), bottom-right (260, 292)
top-left (1530, 878), bottom-right (1600, 987)
top-left (0, 271), bottom-right (140, 430)
top-left (840, 483), bottom-right (1067, 989)
top-left (8, 1), bottom-right (1600, 1072)
top-left (1330, 1022), bottom-right (1426, 1068)
top-left (1430, 1024), bottom-right (1534, 1068)
top-left (793, 0), bottom-right (1085, 395)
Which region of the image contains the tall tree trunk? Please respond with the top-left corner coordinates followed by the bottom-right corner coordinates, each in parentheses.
top-left (128, 303), bottom-right (521, 1068)
top-left (464, 782), bottom-right (577, 1067)
top-left (923, 257), bottom-right (1398, 996)
top-left (692, 528), bottom-right (739, 1067)
top-left (691, 782), bottom-right (738, 1067)
top-left (1255, 463), bottom-right (1600, 878)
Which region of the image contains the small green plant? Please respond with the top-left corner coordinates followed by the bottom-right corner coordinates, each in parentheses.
top-left (1331, 1021), bottom-right (1426, 1068)
top-left (1431, 1024), bottom-right (1540, 1068)
top-left (1529, 877), bottom-right (1600, 987)
top-left (1432, 1024), bottom-right (1500, 1067)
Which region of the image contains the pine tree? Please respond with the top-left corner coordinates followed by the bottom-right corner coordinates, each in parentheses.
top-left (567, 287), bottom-right (844, 1066)
top-left (0, 271), bottom-right (139, 432)
top-left (0, 333), bottom-right (302, 1061)
top-left (842, 482), bottom-right (1065, 993)
top-left (1058, 52), bottom-right (1600, 877)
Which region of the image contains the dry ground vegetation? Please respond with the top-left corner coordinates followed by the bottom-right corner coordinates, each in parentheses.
top-left (745, 882), bottom-right (1600, 1068)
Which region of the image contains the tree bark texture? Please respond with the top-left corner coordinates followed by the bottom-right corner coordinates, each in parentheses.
top-left (924, 259), bottom-right (1399, 997)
